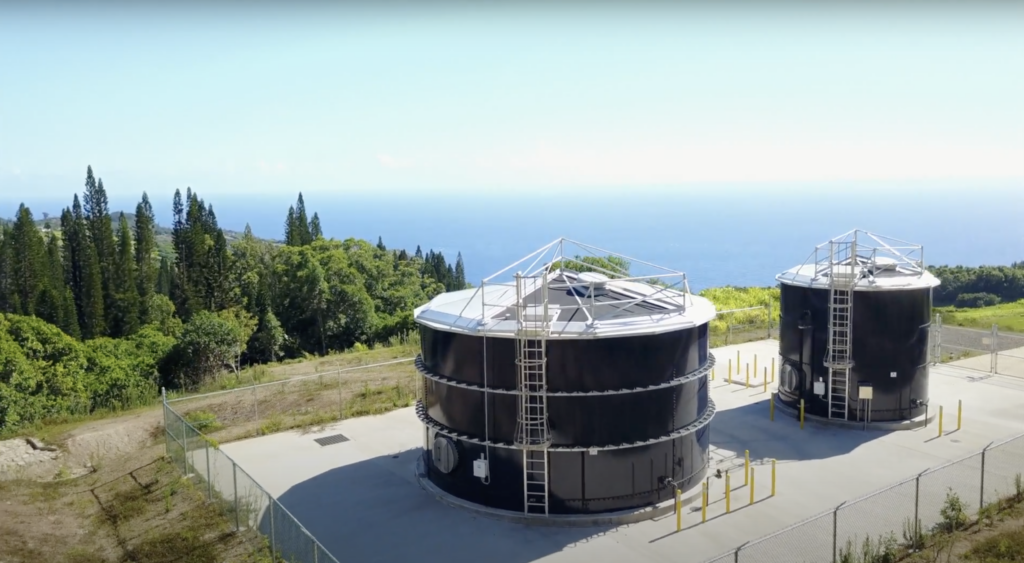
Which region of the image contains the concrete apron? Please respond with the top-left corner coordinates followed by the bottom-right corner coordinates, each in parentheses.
top-left (772, 394), bottom-right (937, 431)
top-left (413, 456), bottom-right (705, 528)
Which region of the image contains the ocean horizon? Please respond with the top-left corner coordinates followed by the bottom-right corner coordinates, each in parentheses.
top-left (4, 182), bottom-right (1023, 292)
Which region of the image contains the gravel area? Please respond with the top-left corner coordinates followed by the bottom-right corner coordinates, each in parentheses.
top-left (0, 438), bottom-right (59, 474)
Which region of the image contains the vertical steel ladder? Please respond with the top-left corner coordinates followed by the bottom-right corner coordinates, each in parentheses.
top-left (513, 272), bottom-right (552, 515)
top-left (825, 240), bottom-right (858, 421)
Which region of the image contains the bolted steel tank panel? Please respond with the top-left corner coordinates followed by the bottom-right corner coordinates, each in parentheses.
top-left (777, 282), bottom-right (933, 421)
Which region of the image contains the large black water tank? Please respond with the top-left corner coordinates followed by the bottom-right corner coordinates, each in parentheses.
top-left (775, 230), bottom-right (940, 422)
top-left (413, 241), bottom-right (717, 515)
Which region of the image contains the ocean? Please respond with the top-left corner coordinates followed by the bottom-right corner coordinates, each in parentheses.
top-left (5, 183), bottom-right (1023, 292)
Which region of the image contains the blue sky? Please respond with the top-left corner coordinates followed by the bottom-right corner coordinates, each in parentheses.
top-left (1, 2), bottom-right (1022, 200)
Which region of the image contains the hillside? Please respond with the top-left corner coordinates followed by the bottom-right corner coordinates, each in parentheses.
top-left (2, 210), bottom-right (274, 260)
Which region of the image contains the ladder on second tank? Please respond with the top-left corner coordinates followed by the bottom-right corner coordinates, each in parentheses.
top-left (825, 240), bottom-right (857, 421)
top-left (513, 272), bottom-right (552, 515)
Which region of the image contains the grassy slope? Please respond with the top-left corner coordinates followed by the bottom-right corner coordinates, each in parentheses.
top-left (936, 299), bottom-right (1024, 333)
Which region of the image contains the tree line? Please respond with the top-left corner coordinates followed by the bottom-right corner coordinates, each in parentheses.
top-left (0, 166), bottom-right (467, 430)
top-left (928, 263), bottom-right (1024, 308)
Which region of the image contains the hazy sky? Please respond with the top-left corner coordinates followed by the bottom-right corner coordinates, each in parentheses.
top-left (2, 2), bottom-right (1022, 198)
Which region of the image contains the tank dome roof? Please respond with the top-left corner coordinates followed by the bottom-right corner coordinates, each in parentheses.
top-left (414, 238), bottom-right (716, 339)
top-left (776, 229), bottom-right (940, 291)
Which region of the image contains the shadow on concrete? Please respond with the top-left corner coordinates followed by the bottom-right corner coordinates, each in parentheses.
top-left (709, 397), bottom-right (895, 466)
top-left (263, 446), bottom-right (619, 563)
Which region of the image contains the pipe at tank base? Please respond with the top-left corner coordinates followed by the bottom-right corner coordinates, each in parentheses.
top-left (773, 394), bottom-right (937, 432)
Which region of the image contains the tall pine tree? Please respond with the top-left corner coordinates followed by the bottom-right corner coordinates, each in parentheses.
top-left (9, 204), bottom-right (47, 316)
top-left (156, 256), bottom-right (172, 296)
top-left (39, 234), bottom-right (80, 339)
top-left (67, 194), bottom-right (105, 338)
top-left (284, 194), bottom-right (314, 246)
top-left (0, 224), bottom-right (14, 313)
top-left (134, 192), bottom-right (157, 323)
top-left (82, 168), bottom-right (117, 333)
top-left (454, 252), bottom-right (466, 289)
top-left (110, 213), bottom-right (141, 337)
top-left (294, 193), bottom-right (312, 246)
top-left (310, 212), bottom-right (322, 240)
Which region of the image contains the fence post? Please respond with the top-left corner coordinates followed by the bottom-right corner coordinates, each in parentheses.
top-left (252, 379), bottom-right (259, 432)
top-left (181, 414), bottom-right (189, 475)
top-left (233, 461), bottom-right (240, 531)
top-left (338, 370), bottom-right (344, 418)
top-left (767, 302), bottom-right (772, 339)
top-left (914, 472), bottom-right (921, 544)
top-left (205, 438), bottom-right (213, 500)
top-left (980, 445), bottom-right (988, 511)
top-left (991, 324), bottom-right (998, 375)
top-left (161, 388), bottom-right (168, 458)
top-left (728, 324), bottom-right (732, 345)
top-left (832, 502), bottom-right (844, 563)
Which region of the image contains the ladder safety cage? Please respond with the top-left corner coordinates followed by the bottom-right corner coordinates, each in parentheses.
top-left (514, 271), bottom-right (552, 515)
top-left (824, 237), bottom-right (859, 421)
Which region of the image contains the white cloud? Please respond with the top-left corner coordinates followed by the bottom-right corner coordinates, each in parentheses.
top-left (376, 153), bottom-right (414, 169)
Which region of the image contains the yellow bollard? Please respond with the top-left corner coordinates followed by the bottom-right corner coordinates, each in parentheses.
top-left (746, 364), bottom-right (750, 388)
top-left (711, 368), bottom-right (715, 381)
top-left (754, 355), bottom-right (758, 379)
top-left (725, 472), bottom-right (731, 513)
top-left (771, 357), bottom-right (775, 382)
top-left (744, 450), bottom-right (750, 485)
top-left (736, 350), bottom-right (740, 374)
top-left (800, 399), bottom-right (805, 430)
top-left (728, 360), bottom-right (733, 384)
top-left (770, 393), bottom-right (775, 421)
top-left (938, 405), bottom-right (944, 437)
top-left (701, 482), bottom-right (708, 523)
top-left (763, 367), bottom-right (768, 393)
top-left (750, 467), bottom-right (755, 505)
top-left (771, 459), bottom-right (776, 497)
top-left (957, 400), bottom-right (962, 431)
top-left (676, 488), bottom-right (681, 531)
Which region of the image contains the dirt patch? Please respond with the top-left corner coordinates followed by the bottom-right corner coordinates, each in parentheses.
top-left (0, 444), bottom-right (272, 563)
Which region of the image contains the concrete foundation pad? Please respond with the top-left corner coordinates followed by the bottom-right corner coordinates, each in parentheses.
top-left (220, 339), bottom-right (1024, 563)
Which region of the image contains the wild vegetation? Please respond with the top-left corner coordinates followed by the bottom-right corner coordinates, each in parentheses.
top-left (0, 165), bottom-right (467, 433)
top-left (935, 300), bottom-right (1024, 334)
top-left (834, 478), bottom-right (1024, 563)
top-left (929, 263), bottom-right (1024, 308)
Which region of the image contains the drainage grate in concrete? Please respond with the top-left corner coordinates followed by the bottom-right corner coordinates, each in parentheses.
top-left (314, 433), bottom-right (351, 447)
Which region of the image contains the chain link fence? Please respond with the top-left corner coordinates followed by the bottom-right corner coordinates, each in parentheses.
top-left (164, 358), bottom-right (417, 443)
top-left (703, 433), bottom-right (1024, 563)
top-left (711, 305), bottom-right (780, 347)
top-left (163, 392), bottom-right (339, 563)
top-left (931, 314), bottom-right (1024, 378)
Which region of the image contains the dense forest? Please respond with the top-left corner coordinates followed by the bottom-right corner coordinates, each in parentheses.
top-left (0, 166), bottom-right (467, 430)
top-left (928, 263), bottom-right (1024, 308)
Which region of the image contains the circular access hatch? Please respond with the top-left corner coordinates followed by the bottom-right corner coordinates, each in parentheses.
top-left (432, 435), bottom-right (459, 474)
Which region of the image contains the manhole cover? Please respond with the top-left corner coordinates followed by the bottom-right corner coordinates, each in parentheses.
top-left (314, 433), bottom-right (350, 447)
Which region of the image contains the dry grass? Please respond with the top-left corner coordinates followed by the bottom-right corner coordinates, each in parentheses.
top-left (173, 360), bottom-right (418, 443)
top-left (0, 445), bottom-right (275, 563)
